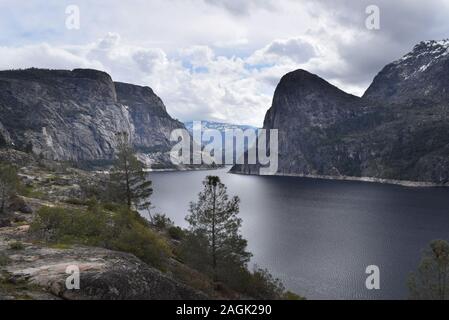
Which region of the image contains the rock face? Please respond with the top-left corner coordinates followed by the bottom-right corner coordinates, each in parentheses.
top-left (0, 222), bottom-right (206, 300)
top-left (232, 40), bottom-right (449, 185)
top-left (0, 68), bottom-right (184, 166)
top-left (3, 245), bottom-right (206, 300)
top-left (115, 82), bottom-right (184, 154)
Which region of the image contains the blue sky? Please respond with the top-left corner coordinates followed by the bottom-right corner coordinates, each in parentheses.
top-left (1, 0), bottom-right (449, 126)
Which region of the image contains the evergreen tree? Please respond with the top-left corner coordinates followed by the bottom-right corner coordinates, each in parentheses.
top-left (186, 175), bottom-right (251, 281)
top-left (409, 239), bottom-right (449, 300)
top-left (110, 132), bottom-right (153, 211)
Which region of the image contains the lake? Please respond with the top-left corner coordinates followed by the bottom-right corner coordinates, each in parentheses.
top-left (146, 167), bottom-right (449, 299)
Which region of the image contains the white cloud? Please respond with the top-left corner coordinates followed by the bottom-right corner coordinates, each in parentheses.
top-left (1, 1), bottom-right (449, 126)
top-left (0, 43), bottom-right (101, 70)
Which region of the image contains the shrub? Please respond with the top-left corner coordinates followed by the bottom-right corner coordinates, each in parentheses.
top-left (0, 252), bottom-right (10, 266)
top-left (244, 267), bottom-right (286, 300)
top-left (8, 241), bottom-right (25, 250)
top-left (168, 226), bottom-right (184, 240)
top-left (152, 213), bottom-right (174, 231)
top-left (30, 205), bottom-right (170, 270)
top-left (282, 291), bottom-right (305, 300)
top-left (111, 216), bottom-right (170, 269)
top-left (20, 185), bottom-right (45, 199)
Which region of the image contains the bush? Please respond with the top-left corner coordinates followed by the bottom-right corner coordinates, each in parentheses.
top-left (112, 217), bottom-right (170, 269)
top-left (30, 206), bottom-right (108, 244)
top-left (152, 213), bottom-right (174, 231)
top-left (0, 252), bottom-right (10, 265)
top-left (168, 226), bottom-right (184, 240)
top-left (231, 267), bottom-right (286, 300)
top-left (282, 291), bottom-right (305, 300)
top-left (8, 241), bottom-right (25, 250)
top-left (30, 205), bottom-right (170, 270)
top-left (176, 230), bottom-right (294, 299)
top-left (20, 185), bottom-right (45, 199)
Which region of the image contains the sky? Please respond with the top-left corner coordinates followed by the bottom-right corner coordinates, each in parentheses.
top-left (1, 0), bottom-right (449, 127)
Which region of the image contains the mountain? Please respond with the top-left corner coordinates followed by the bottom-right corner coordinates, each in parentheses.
top-left (231, 40), bottom-right (449, 185)
top-left (184, 120), bottom-right (258, 163)
top-left (0, 68), bottom-right (185, 168)
top-left (184, 120), bottom-right (256, 144)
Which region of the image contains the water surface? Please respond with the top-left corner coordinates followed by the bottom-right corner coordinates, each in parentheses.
top-left (147, 168), bottom-right (449, 299)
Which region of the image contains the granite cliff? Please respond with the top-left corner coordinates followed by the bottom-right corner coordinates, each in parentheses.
top-left (231, 40), bottom-right (449, 185)
top-left (0, 68), bottom-right (184, 167)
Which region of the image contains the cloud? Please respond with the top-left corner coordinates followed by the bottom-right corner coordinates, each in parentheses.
top-left (204, 0), bottom-right (275, 16)
top-left (1, 1), bottom-right (449, 125)
top-left (248, 37), bottom-right (317, 66)
top-left (0, 43), bottom-right (101, 70)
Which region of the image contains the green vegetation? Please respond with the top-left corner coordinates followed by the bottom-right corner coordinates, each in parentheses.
top-left (152, 213), bottom-right (174, 230)
top-left (409, 239), bottom-right (449, 300)
top-left (0, 252), bottom-right (10, 266)
top-left (168, 226), bottom-right (184, 241)
top-left (0, 163), bottom-right (20, 214)
top-left (178, 175), bottom-right (295, 299)
top-left (109, 132), bottom-right (153, 211)
top-left (185, 176), bottom-right (251, 281)
top-left (30, 204), bottom-right (170, 269)
top-left (8, 241), bottom-right (25, 250)
top-left (20, 185), bottom-right (45, 199)
top-left (15, 138), bottom-right (301, 299)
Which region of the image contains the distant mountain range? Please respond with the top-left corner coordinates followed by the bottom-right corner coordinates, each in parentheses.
top-left (184, 120), bottom-right (257, 143)
top-left (231, 40), bottom-right (449, 185)
top-left (184, 120), bottom-right (258, 163)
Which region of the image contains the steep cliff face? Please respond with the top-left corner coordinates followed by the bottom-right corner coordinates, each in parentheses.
top-left (115, 82), bottom-right (184, 154)
top-left (0, 68), bottom-right (184, 165)
top-left (231, 41), bottom-right (449, 185)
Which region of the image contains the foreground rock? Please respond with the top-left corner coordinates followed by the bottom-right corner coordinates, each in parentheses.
top-left (0, 228), bottom-right (206, 300)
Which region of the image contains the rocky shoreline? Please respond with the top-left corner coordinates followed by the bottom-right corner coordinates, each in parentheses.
top-left (230, 171), bottom-right (449, 188)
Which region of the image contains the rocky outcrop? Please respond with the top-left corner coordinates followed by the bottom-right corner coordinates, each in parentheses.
top-left (364, 40), bottom-right (449, 105)
top-left (0, 121), bottom-right (11, 147)
top-left (0, 68), bottom-right (185, 166)
top-left (0, 220), bottom-right (207, 300)
top-left (115, 82), bottom-right (184, 154)
top-left (231, 40), bottom-right (449, 185)
top-left (2, 244), bottom-right (206, 300)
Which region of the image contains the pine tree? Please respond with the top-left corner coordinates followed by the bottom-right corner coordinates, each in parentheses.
top-left (110, 132), bottom-right (153, 211)
top-left (0, 163), bottom-right (19, 214)
top-left (186, 175), bottom-right (251, 281)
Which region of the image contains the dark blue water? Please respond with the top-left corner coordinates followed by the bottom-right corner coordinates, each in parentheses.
top-left (147, 168), bottom-right (449, 300)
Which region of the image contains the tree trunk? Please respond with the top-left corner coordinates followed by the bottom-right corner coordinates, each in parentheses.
top-left (124, 155), bottom-right (132, 208)
top-left (211, 184), bottom-right (217, 281)
top-left (0, 188), bottom-right (5, 214)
